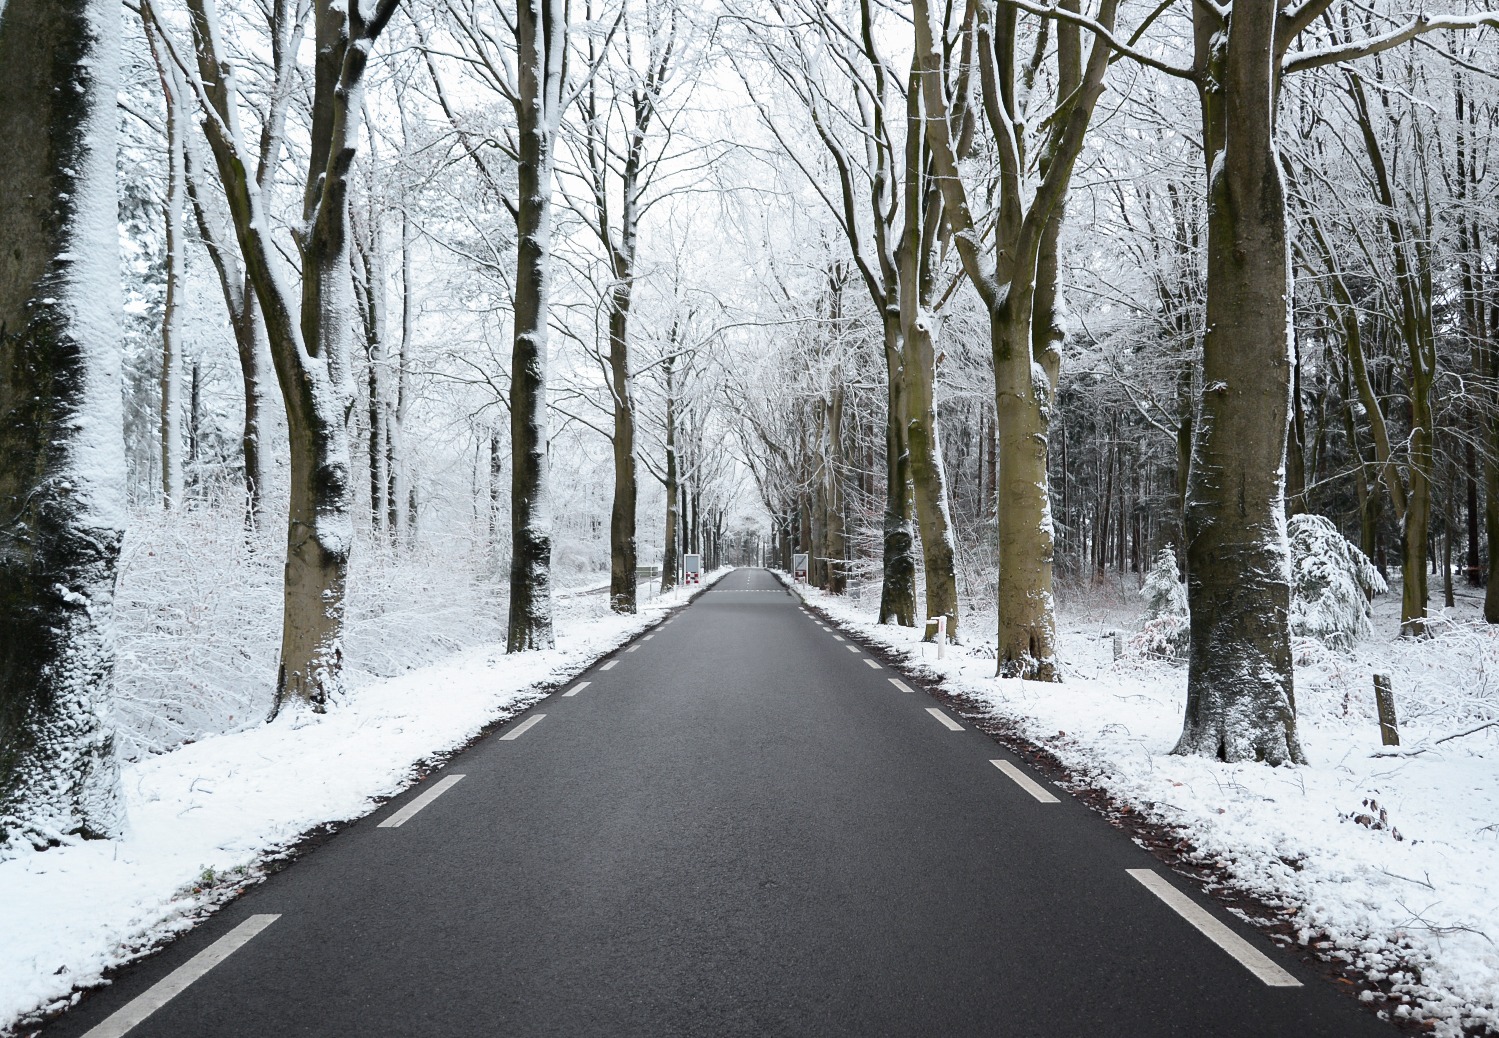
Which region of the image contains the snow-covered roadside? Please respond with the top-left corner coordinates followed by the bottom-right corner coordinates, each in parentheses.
top-left (790, 579), bottom-right (1499, 1037)
top-left (0, 570), bottom-right (730, 1034)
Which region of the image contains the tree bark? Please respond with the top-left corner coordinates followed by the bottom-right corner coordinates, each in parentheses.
top-left (661, 351), bottom-right (679, 592)
top-left (506, 0), bottom-right (566, 652)
top-left (1176, 2), bottom-right (1304, 764)
top-left (607, 279), bottom-right (638, 612)
top-left (159, 60), bottom-right (187, 510)
top-left (826, 381), bottom-right (849, 594)
top-left (0, 0), bottom-right (127, 851)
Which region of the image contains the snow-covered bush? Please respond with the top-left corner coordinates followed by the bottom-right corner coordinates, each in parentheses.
top-left (1141, 546), bottom-right (1187, 619)
top-left (1136, 546), bottom-right (1188, 659)
top-left (1287, 513), bottom-right (1387, 650)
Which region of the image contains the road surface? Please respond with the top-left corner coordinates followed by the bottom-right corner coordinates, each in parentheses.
top-left (46, 568), bottom-right (1391, 1037)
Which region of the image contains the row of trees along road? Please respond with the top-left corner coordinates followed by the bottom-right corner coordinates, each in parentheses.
top-left (2, 0), bottom-right (1498, 852)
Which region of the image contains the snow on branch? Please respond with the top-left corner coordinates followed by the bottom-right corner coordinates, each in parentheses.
top-left (1283, 12), bottom-right (1499, 75)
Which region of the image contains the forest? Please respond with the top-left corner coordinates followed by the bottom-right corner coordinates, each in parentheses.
top-left (3, 0), bottom-right (1499, 864)
top-left (6, 0), bottom-right (1499, 1030)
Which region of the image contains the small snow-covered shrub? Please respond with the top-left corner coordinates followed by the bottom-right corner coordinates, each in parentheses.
top-left (1136, 546), bottom-right (1188, 660)
top-left (1141, 546), bottom-right (1187, 620)
top-left (1132, 615), bottom-right (1190, 661)
top-left (1288, 514), bottom-right (1386, 651)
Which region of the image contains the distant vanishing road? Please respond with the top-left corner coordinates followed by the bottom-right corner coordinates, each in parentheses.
top-left (45, 568), bottom-right (1392, 1038)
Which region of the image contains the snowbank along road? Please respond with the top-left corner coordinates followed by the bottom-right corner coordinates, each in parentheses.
top-left (44, 568), bottom-right (1393, 1037)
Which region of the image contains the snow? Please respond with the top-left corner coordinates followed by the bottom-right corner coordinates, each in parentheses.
top-left (791, 577), bottom-right (1499, 1037)
top-left (0, 570), bottom-right (730, 1033)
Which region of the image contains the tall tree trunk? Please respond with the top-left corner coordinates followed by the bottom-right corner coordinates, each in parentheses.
top-left (661, 352), bottom-right (679, 592)
top-left (1176, 2), bottom-right (1304, 764)
top-left (1286, 333), bottom-right (1307, 515)
top-left (608, 283), bottom-right (638, 613)
top-left (903, 316), bottom-right (960, 640)
top-left (810, 403), bottom-right (829, 589)
top-left (159, 67), bottom-right (187, 510)
top-left (878, 317), bottom-right (917, 626)
top-left (826, 382), bottom-right (849, 594)
top-left (506, 0), bottom-right (566, 652)
top-left (1403, 373), bottom-right (1433, 633)
top-left (390, 198), bottom-right (414, 540)
top-left (1466, 441), bottom-right (1480, 586)
top-left (489, 429), bottom-right (503, 543)
top-left (355, 223), bottom-right (387, 539)
top-left (0, 0), bottom-right (127, 851)
top-left (993, 284), bottom-right (1059, 677)
top-left (180, 124), bottom-right (273, 527)
top-left (897, 101), bottom-right (960, 641)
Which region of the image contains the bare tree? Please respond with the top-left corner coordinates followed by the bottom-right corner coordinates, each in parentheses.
top-left (913, 0), bottom-right (1119, 677)
top-left (563, 0), bottom-right (683, 614)
top-left (156, 0), bottom-right (401, 714)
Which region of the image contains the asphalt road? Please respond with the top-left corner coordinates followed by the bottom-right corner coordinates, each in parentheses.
top-left (45, 568), bottom-right (1393, 1037)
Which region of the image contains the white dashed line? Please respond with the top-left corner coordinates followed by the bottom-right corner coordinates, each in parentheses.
top-left (601, 661), bottom-right (619, 670)
top-left (863, 659), bottom-right (881, 669)
top-left (889, 679), bottom-right (914, 693)
top-left (1127, 869), bottom-right (1301, 987)
top-left (82, 915), bottom-right (280, 1038)
top-left (626, 645), bottom-right (639, 652)
top-left (501, 714), bottom-right (546, 741)
top-left (378, 774), bottom-right (465, 827)
top-left (926, 707), bottom-right (963, 731)
top-left (989, 760), bottom-right (1060, 803)
top-left (563, 681), bottom-right (590, 697)
top-left (832, 635), bottom-right (845, 642)
top-left (644, 634), bottom-right (655, 641)
top-left (846, 645), bottom-right (860, 653)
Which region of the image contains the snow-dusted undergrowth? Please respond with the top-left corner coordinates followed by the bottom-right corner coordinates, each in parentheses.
top-left (796, 576), bottom-right (1499, 1037)
top-left (0, 533), bottom-right (729, 1033)
top-left (112, 504), bottom-right (517, 759)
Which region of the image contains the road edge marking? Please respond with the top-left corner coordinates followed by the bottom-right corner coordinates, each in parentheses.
top-left (378, 774), bottom-right (466, 828)
top-left (562, 681), bottom-right (591, 697)
top-left (500, 714), bottom-right (546, 741)
top-left (601, 660), bottom-right (619, 671)
top-left (863, 659), bottom-right (881, 669)
top-left (926, 707), bottom-right (963, 731)
top-left (82, 914), bottom-right (280, 1038)
top-left (989, 760), bottom-right (1060, 803)
top-left (889, 678), bottom-right (914, 693)
top-left (1127, 869), bottom-right (1302, 987)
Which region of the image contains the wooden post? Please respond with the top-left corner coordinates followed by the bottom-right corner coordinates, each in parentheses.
top-left (1374, 674), bottom-right (1399, 746)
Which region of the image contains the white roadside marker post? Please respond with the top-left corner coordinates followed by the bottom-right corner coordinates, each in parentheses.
top-left (927, 615), bottom-right (947, 659)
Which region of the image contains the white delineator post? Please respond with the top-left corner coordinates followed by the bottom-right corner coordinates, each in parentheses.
top-left (928, 615), bottom-right (947, 658)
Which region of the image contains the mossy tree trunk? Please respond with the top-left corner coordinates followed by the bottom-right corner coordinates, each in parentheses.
top-left (0, 0), bottom-right (127, 852)
top-left (1175, 2), bottom-right (1304, 764)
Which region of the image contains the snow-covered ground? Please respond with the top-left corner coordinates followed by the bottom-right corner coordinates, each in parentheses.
top-left (0, 572), bottom-right (727, 1035)
top-left (793, 576), bottom-right (1499, 1037)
